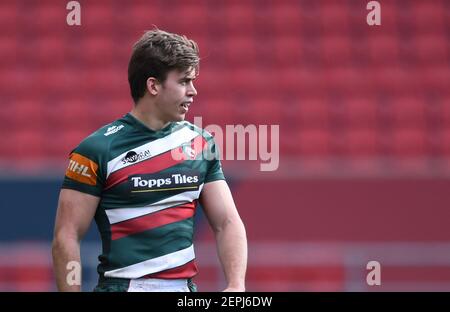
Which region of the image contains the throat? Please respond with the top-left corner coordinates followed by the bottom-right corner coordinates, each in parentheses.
top-left (129, 110), bottom-right (171, 131)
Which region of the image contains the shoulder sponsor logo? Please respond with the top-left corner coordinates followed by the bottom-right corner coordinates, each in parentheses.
top-left (121, 150), bottom-right (151, 164)
top-left (65, 153), bottom-right (98, 185)
top-left (104, 125), bottom-right (124, 136)
top-left (129, 170), bottom-right (200, 193)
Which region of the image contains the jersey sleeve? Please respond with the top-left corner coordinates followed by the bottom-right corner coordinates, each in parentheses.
top-left (204, 135), bottom-right (226, 184)
top-left (61, 136), bottom-right (107, 197)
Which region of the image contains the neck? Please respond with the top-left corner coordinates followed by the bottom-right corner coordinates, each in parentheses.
top-left (130, 102), bottom-right (170, 131)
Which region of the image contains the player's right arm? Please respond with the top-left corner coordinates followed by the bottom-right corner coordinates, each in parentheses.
top-left (52, 189), bottom-right (99, 291)
top-left (52, 130), bottom-right (108, 291)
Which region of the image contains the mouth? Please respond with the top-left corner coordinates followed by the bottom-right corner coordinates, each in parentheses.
top-left (180, 101), bottom-right (192, 111)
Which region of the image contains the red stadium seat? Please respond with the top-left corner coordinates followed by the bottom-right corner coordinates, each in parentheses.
top-left (127, 1), bottom-right (161, 21)
top-left (78, 68), bottom-right (126, 96)
top-left (46, 98), bottom-right (100, 133)
top-left (340, 96), bottom-right (379, 128)
top-left (11, 130), bottom-right (46, 160)
top-left (343, 128), bottom-right (380, 157)
top-left (317, 1), bottom-right (350, 34)
top-left (0, 133), bottom-right (15, 160)
top-left (297, 128), bottom-right (332, 157)
top-left (78, 36), bottom-right (117, 66)
top-left (219, 36), bottom-right (260, 66)
top-left (278, 68), bottom-right (324, 96)
top-left (0, 68), bottom-right (32, 96)
top-left (124, 2), bottom-right (163, 35)
top-left (419, 66), bottom-right (450, 97)
top-left (27, 36), bottom-right (68, 67)
top-left (90, 98), bottom-right (129, 127)
top-left (37, 69), bottom-right (81, 98)
top-left (323, 67), bottom-right (371, 96)
top-left (0, 100), bottom-right (16, 159)
top-left (296, 97), bottom-right (330, 129)
top-left (170, 5), bottom-right (210, 36)
top-left (440, 95), bottom-right (450, 126)
top-left (201, 98), bottom-right (236, 126)
top-left (228, 67), bottom-right (271, 96)
top-left (45, 128), bottom-right (93, 158)
top-left (390, 127), bottom-right (428, 157)
top-left (30, 4), bottom-right (65, 34)
top-left (412, 34), bottom-right (449, 64)
top-left (270, 4), bottom-right (303, 35)
top-left (193, 67), bottom-right (230, 98)
top-left (12, 98), bottom-right (46, 129)
top-left (441, 128), bottom-right (450, 157)
top-left (82, 3), bottom-right (115, 33)
top-left (272, 35), bottom-right (304, 67)
top-left (409, 1), bottom-right (446, 34)
top-left (0, 36), bottom-right (18, 67)
top-left (366, 34), bottom-right (401, 65)
top-left (222, 4), bottom-right (258, 35)
top-left (249, 97), bottom-right (282, 125)
top-left (388, 95), bottom-right (427, 128)
top-left (321, 34), bottom-right (353, 65)
top-left (373, 66), bottom-right (416, 95)
top-left (0, 2), bottom-right (20, 32)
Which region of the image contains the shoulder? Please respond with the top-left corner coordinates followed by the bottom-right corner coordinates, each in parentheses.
top-left (73, 117), bottom-right (129, 157)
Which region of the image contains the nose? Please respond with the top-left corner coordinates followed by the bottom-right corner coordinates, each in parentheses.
top-left (187, 82), bottom-right (197, 97)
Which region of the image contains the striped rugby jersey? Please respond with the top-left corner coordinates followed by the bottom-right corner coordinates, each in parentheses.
top-left (61, 113), bottom-right (225, 280)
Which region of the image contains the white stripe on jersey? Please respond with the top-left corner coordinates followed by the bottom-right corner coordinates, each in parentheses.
top-left (104, 244), bottom-right (195, 279)
top-left (105, 184), bottom-right (204, 224)
top-left (127, 278), bottom-right (189, 292)
top-left (106, 125), bottom-right (199, 178)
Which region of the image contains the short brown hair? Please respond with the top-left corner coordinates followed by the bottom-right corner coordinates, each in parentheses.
top-left (127, 29), bottom-right (200, 103)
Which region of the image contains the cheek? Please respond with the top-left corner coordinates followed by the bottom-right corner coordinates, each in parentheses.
top-left (161, 85), bottom-right (185, 106)
top-left (176, 86), bottom-right (186, 95)
top-left (173, 88), bottom-right (186, 100)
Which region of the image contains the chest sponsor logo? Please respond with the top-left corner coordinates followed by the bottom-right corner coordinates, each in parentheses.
top-left (65, 153), bottom-right (98, 185)
top-left (121, 150), bottom-right (151, 164)
top-left (129, 171), bottom-right (200, 193)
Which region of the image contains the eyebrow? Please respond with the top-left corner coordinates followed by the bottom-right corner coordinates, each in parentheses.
top-left (179, 76), bottom-right (196, 81)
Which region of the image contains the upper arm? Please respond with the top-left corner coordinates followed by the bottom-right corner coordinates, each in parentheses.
top-left (199, 180), bottom-right (241, 232)
top-left (54, 133), bottom-right (107, 241)
top-left (53, 188), bottom-right (100, 241)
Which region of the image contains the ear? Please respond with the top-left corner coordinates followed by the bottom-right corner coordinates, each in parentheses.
top-left (146, 77), bottom-right (160, 96)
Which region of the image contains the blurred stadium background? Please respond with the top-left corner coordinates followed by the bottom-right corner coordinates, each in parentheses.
top-left (1, 0), bottom-right (450, 291)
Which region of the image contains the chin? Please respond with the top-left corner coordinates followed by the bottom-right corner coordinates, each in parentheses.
top-left (173, 114), bottom-right (185, 121)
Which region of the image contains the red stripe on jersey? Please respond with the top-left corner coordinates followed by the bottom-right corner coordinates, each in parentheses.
top-left (111, 201), bottom-right (197, 240)
top-left (105, 136), bottom-right (207, 190)
top-left (144, 260), bottom-right (198, 279)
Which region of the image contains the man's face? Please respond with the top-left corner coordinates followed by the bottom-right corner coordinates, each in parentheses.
top-left (155, 67), bottom-right (197, 123)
